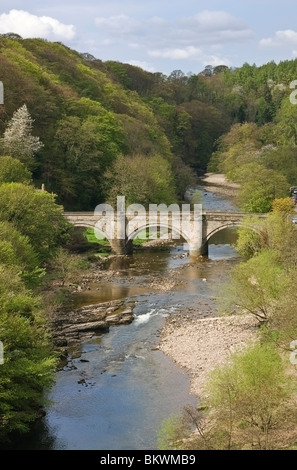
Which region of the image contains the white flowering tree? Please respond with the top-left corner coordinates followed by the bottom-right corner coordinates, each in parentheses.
top-left (2, 104), bottom-right (44, 169)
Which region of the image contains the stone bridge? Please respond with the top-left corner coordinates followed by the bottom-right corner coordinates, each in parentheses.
top-left (64, 208), bottom-right (267, 256)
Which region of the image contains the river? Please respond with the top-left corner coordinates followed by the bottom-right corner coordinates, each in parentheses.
top-left (8, 184), bottom-right (240, 450)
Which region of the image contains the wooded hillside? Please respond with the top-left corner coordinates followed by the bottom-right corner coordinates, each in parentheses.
top-left (1, 34), bottom-right (297, 210)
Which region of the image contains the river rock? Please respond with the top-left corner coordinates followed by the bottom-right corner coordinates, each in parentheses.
top-left (50, 299), bottom-right (135, 351)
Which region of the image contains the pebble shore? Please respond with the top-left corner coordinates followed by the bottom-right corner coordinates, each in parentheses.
top-left (158, 313), bottom-right (259, 398)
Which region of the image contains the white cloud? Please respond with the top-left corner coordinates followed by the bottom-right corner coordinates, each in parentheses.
top-left (260, 29), bottom-right (297, 47)
top-left (95, 14), bottom-right (142, 35)
top-left (94, 10), bottom-right (253, 48)
top-left (202, 55), bottom-right (231, 67)
top-left (181, 10), bottom-right (248, 32)
top-left (91, 10), bottom-right (254, 72)
top-left (0, 9), bottom-right (76, 40)
top-left (149, 46), bottom-right (230, 68)
top-left (149, 46), bottom-right (202, 60)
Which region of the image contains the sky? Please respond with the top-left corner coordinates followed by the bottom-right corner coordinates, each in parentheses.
top-left (1, 1), bottom-right (297, 76)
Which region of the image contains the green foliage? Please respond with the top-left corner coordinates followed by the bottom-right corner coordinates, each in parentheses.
top-left (0, 261), bottom-right (57, 440)
top-left (202, 343), bottom-right (293, 450)
top-left (272, 197), bottom-right (295, 215)
top-left (259, 146), bottom-right (297, 186)
top-left (157, 414), bottom-right (185, 450)
top-left (171, 156), bottom-right (197, 200)
top-left (1, 36), bottom-right (297, 212)
top-left (48, 247), bottom-right (89, 287)
top-left (0, 183), bottom-right (70, 262)
top-left (268, 281), bottom-right (297, 347)
top-left (218, 249), bottom-right (288, 324)
top-left (235, 212), bottom-right (297, 268)
top-left (162, 342), bottom-right (295, 450)
top-left (0, 221), bottom-right (42, 288)
top-left (261, 212), bottom-right (297, 270)
top-left (235, 163), bottom-right (288, 213)
top-left (104, 154), bottom-right (177, 206)
top-left (0, 156), bottom-right (32, 184)
top-left (0, 308), bottom-right (56, 439)
top-left (234, 216), bottom-right (264, 258)
top-left (54, 112), bottom-right (127, 208)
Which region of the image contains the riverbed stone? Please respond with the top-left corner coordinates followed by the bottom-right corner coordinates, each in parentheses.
top-left (50, 299), bottom-right (135, 351)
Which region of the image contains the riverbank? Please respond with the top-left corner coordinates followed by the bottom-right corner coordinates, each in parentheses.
top-left (158, 313), bottom-right (259, 399)
top-left (158, 173), bottom-right (256, 400)
top-left (199, 173), bottom-right (240, 198)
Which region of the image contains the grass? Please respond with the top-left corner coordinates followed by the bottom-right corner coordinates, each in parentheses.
top-left (84, 227), bottom-right (172, 253)
top-left (84, 228), bottom-right (111, 256)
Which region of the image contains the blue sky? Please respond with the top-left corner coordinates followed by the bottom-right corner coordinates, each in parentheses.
top-left (1, 1), bottom-right (297, 75)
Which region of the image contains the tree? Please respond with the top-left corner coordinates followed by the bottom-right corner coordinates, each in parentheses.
top-left (0, 264), bottom-right (57, 441)
top-left (235, 211), bottom-right (297, 269)
top-left (202, 343), bottom-right (293, 450)
top-left (0, 156), bottom-right (32, 184)
top-left (235, 163), bottom-right (288, 213)
top-left (1, 104), bottom-right (44, 169)
top-left (234, 215), bottom-right (265, 259)
top-left (171, 156), bottom-right (197, 200)
top-left (104, 154), bottom-right (177, 206)
top-left (0, 221), bottom-right (42, 288)
top-left (54, 111), bottom-right (127, 209)
top-left (162, 343), bottom-right (295, 450)
top-left (218, 249), bottom-right (288, 324)
top-left (48, 247), bottom-right (88, 287)
top-left (272, 197), bottom-right (294, 215)
top-left (259, 146), bottom-right (297, 186)
top-left (208, 122), bottom-right (261, 177)
top-left (262, 212), bottom-right (297, 270)
top-left (0, 183), bottom-right (70, 262)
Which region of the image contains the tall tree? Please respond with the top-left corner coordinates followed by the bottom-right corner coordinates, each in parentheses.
top-left (1, 104), bottom-right (44, 170)
top-left (0, 156), bottom-right (32, 184)
top-left (0, 183), bottom-right (70, 262)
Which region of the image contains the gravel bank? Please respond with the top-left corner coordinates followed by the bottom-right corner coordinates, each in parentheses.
top-left (200, 173), bottom-right (240, 198)
top-left (159, 313), bottom-right (259, 399)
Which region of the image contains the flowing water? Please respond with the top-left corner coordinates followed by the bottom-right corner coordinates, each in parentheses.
top-left (7, 185), bottom-right (241, 450)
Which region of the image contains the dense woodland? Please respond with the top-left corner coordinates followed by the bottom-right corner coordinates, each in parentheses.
top-left (0, 33), bottom-right (297, 210)
top-left (1, 34), bottom-right (297, 448)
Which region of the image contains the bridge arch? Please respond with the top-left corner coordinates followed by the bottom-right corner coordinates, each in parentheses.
top-left (127, 222), bottom-right (189, 246)
top-left (205, 222), bottom-right (242, 243)
top-left (203, 220), bottom-right (263, 256)
top-left (67, 221), bottom-right (116, 252)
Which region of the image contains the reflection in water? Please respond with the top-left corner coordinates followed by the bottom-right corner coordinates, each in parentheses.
top-left (73, 284), bottom-right (148, 306)
top-left (107, 251), bottom-right (170, 274)
top-left (209, 227), bottom-right (240, 261)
